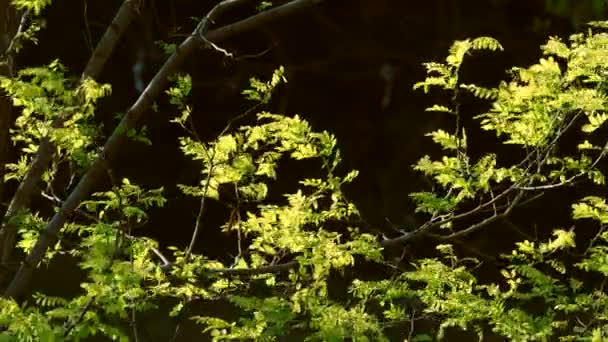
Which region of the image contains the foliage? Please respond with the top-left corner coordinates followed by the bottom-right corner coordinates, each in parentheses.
top-left (0, 60), bottom-right (110, 183)
top-left (10, 0), bottom-right (52, 15)
top-left (1, 6), bottom-right (608, 342)
top-left (402, 25), bottom-right (608, 341)
top-left (170, 71), bottom-right (383, 340)
top-left (0, 66), bottom-right (383, 340)
top-left (241, 66), bottom-right (286, 104)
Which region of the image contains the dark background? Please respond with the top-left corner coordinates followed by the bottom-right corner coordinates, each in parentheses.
top-left (12, 0), bottom-right (605, 340)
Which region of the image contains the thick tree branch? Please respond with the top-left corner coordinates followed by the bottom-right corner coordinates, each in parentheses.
top-left (3, 0), bottom-right (326, 300)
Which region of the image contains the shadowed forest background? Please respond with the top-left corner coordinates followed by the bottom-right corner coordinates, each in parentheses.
top-left (1, 0), bottom-right (607, 340)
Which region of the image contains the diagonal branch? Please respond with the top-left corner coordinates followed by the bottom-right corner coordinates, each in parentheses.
top-left (2, 8), bottom-right (29, 60)
top-left (81, 0), bottom-right (144, 79)
top-left (3, 0), bottom-right (326, 300)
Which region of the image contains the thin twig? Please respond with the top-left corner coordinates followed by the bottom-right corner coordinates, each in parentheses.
top-left (516, 177), bottom-right (579, 190)
top-left (40, 190), bottom-right (171, 267)
top-left (185, 103), bottom-right (261, 258)
top-left (436, 190), bottom-right (524, 240)
top-left (63, 298), bottom-right (94, 337)
top-left (3, 9), bottom-right (30, 57)
top-left (408, 310), bottom-right (415, 342)
top-left (196, 0), bottom-right (256, 57)
top-left (234, 45), bottom-right (274, 60)
top-left (82, 0), bottom-right (94, 53)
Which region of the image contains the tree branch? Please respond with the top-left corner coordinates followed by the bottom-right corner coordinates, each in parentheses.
top-left (2, 8), bottom-right (29, 59)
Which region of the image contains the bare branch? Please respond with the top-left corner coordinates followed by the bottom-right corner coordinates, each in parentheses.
top-left (516, 131), bottom-right (607, 192)
top-left (381, 187), bottom-right (527, 247)
top-left (516, 178), bottom-right (579, 191)
top-left (435, 190), bottom-right (524, 240)
top-left (2, 9), bottom-right (30, 58)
